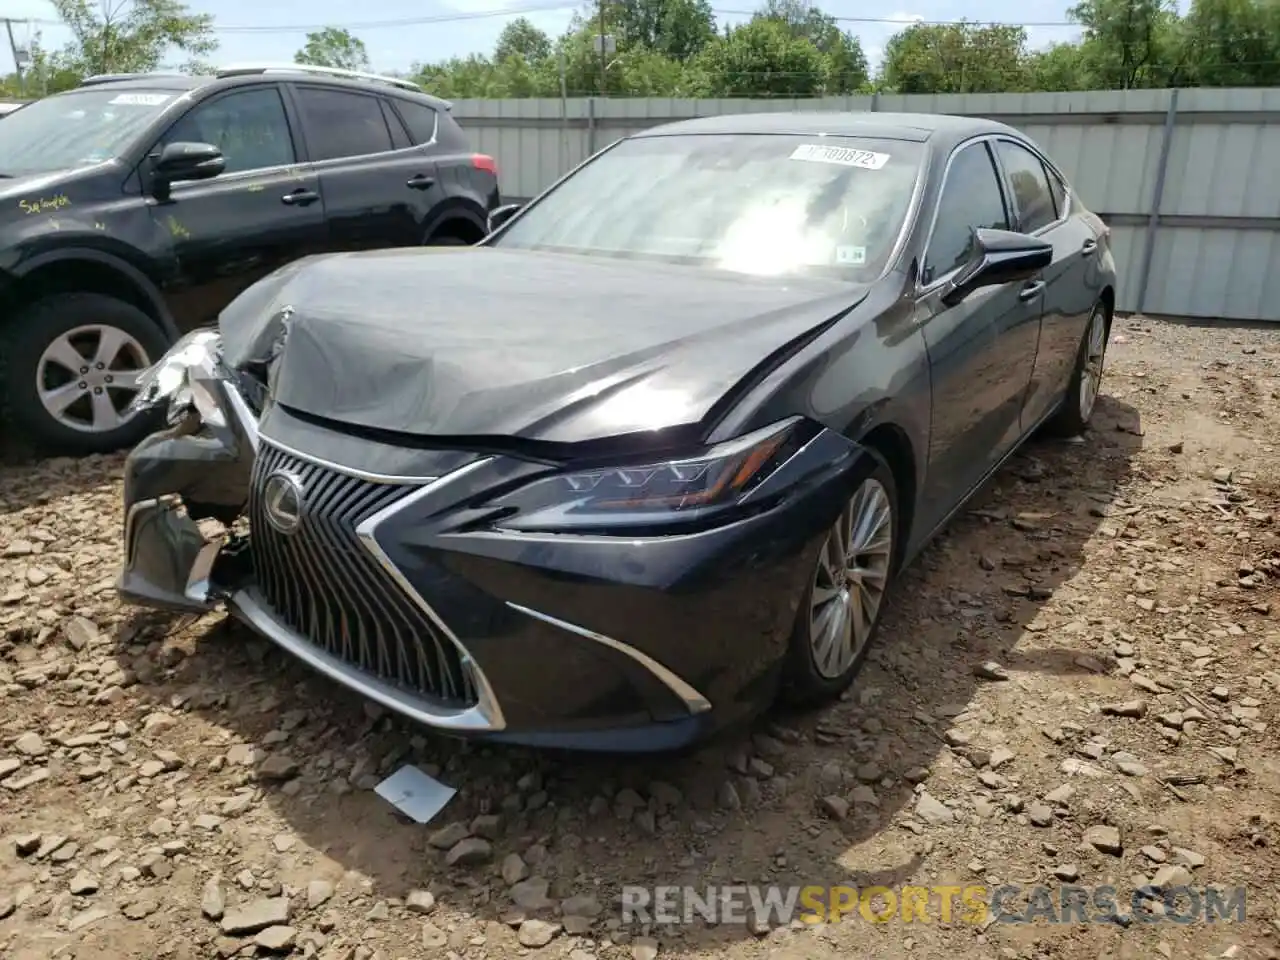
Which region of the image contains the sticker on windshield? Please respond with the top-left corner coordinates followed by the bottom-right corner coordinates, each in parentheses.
top-left (790, 144), bottom-right (889, 170)
top-left (108, 93), bottom-right (171, 106)
top-left (835, 245), bottom-right (867, 265)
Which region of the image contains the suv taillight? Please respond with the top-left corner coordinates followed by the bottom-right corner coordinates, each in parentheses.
top-left (471, 154), bottom-right (498, 176)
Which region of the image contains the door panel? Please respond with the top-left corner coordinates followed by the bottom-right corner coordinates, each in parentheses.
top-left (148, 86), bottom-right (328, 330)
top-left (292, 85), bottom-right (446, 252)
top-left (916, 141), bottom-right (1043, 534)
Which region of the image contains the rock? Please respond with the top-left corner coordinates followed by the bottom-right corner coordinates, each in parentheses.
top-left (202, 880), bottom-right (226, 920)
top-left (421, 921), bottom-right (448, 948)
top-left (64, 616), bottom-right (100, 650)
top-left (1053, 864), bottom-right (1080, 882)
top-left (1151, 865), bottom-right (1193, 888)
top-left (501, 853), bottom-right (530, 885)
top-left (405, 889), bottom-right (435, 914)
top-left (257, 754), bottom-right (299, 781)
top-left (1028, 802), bottom-right (1054, 827)
top-left (817, 795), bottom-right (849, 820)
top-left (122, 898), bottom-right (159, 920)
top-left (470, 813), bottom-right (502, 840)
top-left (974, 661), bottom-right (1009, 680)
top-left (445, 837), bottom-right (493, 867)
top-left (0, 895), bottom-right (13, 920)
top-left (1102, 700), bottom-right (1147, 718)
top-left (633, 937), bottom-right (660, 960)
top-left (511, 877), bottom-right (555, 911)
top-left (306, 879), bottom-right (335, 909)
top-left (69, 871), bottom-right (99, 895)
top-left (988, 746), bottom-right (1015, 770)
top-left (1084, 825), bottom-right (1123, 856)
top-left (0, 757), bottom-right (20, 778)
top-left (914, 792), bottom-right (953, 824)
top-left (717, 780), bottom-right (741, 810)
top-left (1171, 847), bottom-right (1206, 868)
top-left (13, 732), bottom-right (47, 757)
top-left (561, 894), bottom-right (602, 918)
top-left (254, 926), bottom-right (297, 952)
top-left (517, 918), bottom-right (560, 947)
top-left (220, 897), bottom-right (290, 935)
top-left (428, 822), bottom-right (471, 850)
top-left (14, 832), bottom-right (41, 856)
top-left (69, 907), bottom-right (112, 931)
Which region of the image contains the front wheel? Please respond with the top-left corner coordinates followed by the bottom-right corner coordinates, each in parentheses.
top-left (0, 293), bottom-right (169, 455)
top-left (1046, 302), bottom-right (1109, 437)
top-left (780, 452), bottom-right (900, 706)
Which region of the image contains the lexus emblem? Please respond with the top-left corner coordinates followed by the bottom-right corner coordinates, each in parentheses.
top-left (262, 471), bottom-right (304, 535)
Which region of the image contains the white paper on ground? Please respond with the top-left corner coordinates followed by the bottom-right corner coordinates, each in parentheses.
top-left (375, 765), bottom-right (456, 824)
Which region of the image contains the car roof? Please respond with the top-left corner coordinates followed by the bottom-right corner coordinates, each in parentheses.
top-left (637, 111), bottom-right (1024, 146)
top-left (61, 71), bottom-right (452, 111)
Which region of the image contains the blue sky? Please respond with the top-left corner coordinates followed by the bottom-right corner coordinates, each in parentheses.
top-left (0, 0), bottom-right (1086, 77)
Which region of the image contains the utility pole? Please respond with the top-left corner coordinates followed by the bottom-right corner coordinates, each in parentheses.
top-left (597, 0), bottom-right (607, 97)
top-left (3, 18), bottom-right (25, 94)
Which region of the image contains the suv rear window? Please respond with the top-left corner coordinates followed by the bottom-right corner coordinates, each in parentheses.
top-left (392, 100), bottom-right (438, 146)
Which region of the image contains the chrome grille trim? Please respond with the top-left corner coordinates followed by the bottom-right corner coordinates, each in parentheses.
top-left (249, 440), bottom-right (487, 712)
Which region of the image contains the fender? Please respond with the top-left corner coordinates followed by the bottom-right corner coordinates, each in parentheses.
top-left (421, 197), bottom-right (487, 242)
top-left (11, 247), bottom-right (180, 341)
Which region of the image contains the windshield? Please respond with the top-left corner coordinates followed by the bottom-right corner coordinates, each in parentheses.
top-left (0, 88), bottom-right (180, 176)
top-left (493, 133), bottom-right (925, 279)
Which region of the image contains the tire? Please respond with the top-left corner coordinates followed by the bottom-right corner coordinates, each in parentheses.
top-left (0, 293), bottom-right (170, 455)
top-left (1045, 301), bottom-right (1110, 437)
top-left (779, 450), bottom-right (901, 707)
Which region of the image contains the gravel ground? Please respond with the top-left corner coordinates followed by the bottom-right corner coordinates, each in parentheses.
top-left (1, 315), bottom-right (1278, 960)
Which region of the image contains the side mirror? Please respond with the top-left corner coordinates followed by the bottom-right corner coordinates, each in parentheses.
top-left (487, 202), bottom-right (523, 234)
top-left (152, 141), bottom-right (225, 186)
top-left (940, 227), bottom-right (1053, 308)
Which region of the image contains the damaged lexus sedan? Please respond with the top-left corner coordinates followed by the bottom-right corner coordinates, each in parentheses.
top-left (118, 112), bottom-right (1116, 751)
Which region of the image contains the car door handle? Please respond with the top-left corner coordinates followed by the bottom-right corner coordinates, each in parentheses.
top-left (1081, 238), bottom-right (1098, 256)
top-left (406, 174), bottom-right (436, 190)
top-left (281, 189), bottom-right (319, 206)
top-left (1018, 280), bottom-right (1046, 302)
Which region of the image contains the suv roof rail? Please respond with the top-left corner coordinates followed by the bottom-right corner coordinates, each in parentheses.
top-left (215, 62), bottom-right (422, 93)
top-left (81, 72), bottom-right (190, 86)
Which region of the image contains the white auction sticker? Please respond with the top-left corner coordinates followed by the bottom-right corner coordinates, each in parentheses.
top-left (108, 93), bottom-right (172, 106)
top-left (790, 144), bottom-right (889, 170)
top-left (835, 245), bottom-right (867, 265)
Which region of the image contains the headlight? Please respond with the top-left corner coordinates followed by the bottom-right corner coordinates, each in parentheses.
top-left (128, 329), bottom-right (226, 428)
top-left (489, 418), bottom-right (810, 532)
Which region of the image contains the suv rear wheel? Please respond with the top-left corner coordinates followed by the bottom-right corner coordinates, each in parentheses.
top-left (1, 293), bottom-right (169, 455)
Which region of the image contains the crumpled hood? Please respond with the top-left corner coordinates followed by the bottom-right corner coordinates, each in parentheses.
top-left (219, 246), bottom-right (867, 444)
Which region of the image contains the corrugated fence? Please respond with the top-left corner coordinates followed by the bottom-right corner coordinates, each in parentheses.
top-left (453, 87), bottom-right (1280, 323)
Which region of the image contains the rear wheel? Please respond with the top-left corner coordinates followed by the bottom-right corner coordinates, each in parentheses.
top-left (0, 293), bottom-right (169, 455)
top-left (1046, 301), bottom-right (1109, 436)
top-left (780, 452), bottom-right (899, 706)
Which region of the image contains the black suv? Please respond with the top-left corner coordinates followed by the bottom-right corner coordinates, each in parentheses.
top-left (0, 65), bottom-right (501, 454)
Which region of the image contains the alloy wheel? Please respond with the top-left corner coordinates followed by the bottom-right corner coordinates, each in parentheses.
top-left (809, 477), bottom-right (894, 679)
top-left (36, 324), bottom-right (151, 434)
top-left (1079, 309), bottom-right (1108, 422)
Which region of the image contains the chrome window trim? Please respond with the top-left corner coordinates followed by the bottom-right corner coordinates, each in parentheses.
top-left (507, 602), bottom-right (712, 716)
top-left (915, 131), bottom-right (1071, 299)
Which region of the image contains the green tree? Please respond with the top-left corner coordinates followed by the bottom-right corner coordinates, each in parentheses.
top-left (613, 0), bottom-right (716, 61)
top-left (46, 0), bottom-right (216, 77)
top-left (1069, 0), bottom-right (1182, 88)
top-left (1177, 0), bottom-right (1280, 87)
top-left (1025, 42), bottom-right (1090, 91)
top-left (494, 18), bottom-right (552, 63)
top-left (294, 27), bottom-right (370, 72)
top-left (694, 17), bottom-right (827, 96)
top-left (879, 22), bottom-right (1031, 93)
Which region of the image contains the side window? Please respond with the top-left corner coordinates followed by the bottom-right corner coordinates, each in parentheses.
top-left (392, 100), bottom-right (439, 146)
top-left (995, 140), bottom-right (1057, 233)
top-left (162, 88), bottom-right (295, 175)
top-left (295, 88), bottom-right (394, 161)
top-left (1044, 163), bottom-right (1069, 219)
top-left (923, 143), bottom-right (1009, 286)
top-left (380, 100), bottom-right (412, 151)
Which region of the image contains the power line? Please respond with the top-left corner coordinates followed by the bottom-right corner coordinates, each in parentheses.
top-left (0, 5), bottom-right (1083, 35)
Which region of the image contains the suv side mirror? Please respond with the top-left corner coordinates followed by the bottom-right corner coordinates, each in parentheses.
top-left (152, 141), bottom-right (225, 186)
top-left (487, 203), bottom-right (523, 234)
top-left (940, 227), bottom-right (1053, 307)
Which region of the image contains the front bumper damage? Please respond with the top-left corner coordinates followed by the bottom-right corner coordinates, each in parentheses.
top-left (119, 369), bottom-right (858, 751)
